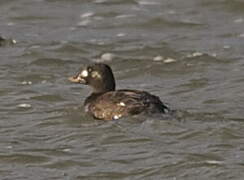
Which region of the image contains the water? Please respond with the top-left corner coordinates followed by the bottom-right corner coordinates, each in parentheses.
top-left (1, 0), bottom-right (244, 179)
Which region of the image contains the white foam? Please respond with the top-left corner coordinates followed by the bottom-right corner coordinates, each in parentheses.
top-left (239, 33), bottom-right (244, 37)
top-left (164, 58), bottom-right (176, 63)
top-left (116, 14), bottom-right (135, 19)
top-left (77, 19), bottom-right (91, 27)
top-left (234, 18), bottom-right (243, 23)
top-left (101, 53), bottom-right (115, 61)
top-left (21, 81), bottom-right (32, 85)
top-left (41, 80), bottom-right (47, 84)
top-left (192, 52), bottom-right (203, 57)
top-left (223, 45), bottom-right (230, 49)
top-left (94, 0), bottom-right (107, 3)
top-left (18, 103), bottom-right (32, 108)
top-left (7, 22), bottom-right (14, 26)
top-left (80, 12), bottom-right (94, 18)
top-left (187, 52), bottom-right (203, 58)
top-left (62, 148), bottom-right (71, 152)
top-left (116, 33), bottom-right (126, 37)
top-left (137, 0), bottom-right (160, 5)
top-left (153, 56), bottom-right (163, 61)
top-left (205, 160), bottom-right (223, 165)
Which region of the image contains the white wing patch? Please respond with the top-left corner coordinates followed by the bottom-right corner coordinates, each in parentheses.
top-left (118, 102), bottom-right (126, 106)
top-left (113, 114), bottom-right (122, 120)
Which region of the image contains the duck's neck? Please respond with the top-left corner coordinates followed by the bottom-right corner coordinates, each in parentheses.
top-left (85, 80), bottom-right (116, 105)
top-left (84, 92), bottom-right (104, 106)
top-left (91, 81), bottom-right (116, 94)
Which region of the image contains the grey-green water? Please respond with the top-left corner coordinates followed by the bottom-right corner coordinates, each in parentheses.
top-left (1, 0), bottom-right (244, 179)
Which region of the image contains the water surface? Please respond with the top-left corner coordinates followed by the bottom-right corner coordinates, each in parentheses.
top-left (1, 0), bottom-right (244, 179)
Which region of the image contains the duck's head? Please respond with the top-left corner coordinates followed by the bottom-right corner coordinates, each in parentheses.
top-left (69, 63), bottom-right (116, 93)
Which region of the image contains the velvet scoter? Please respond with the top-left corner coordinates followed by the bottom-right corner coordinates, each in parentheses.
top-left (69, 63), bottom-right (169, 120)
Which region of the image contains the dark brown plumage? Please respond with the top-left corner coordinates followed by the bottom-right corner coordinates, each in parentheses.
top-left (69, 63), bottom-right (169, 120)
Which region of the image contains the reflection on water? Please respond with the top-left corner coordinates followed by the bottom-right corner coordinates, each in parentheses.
top-left (1, 0), bottom-right (244, 179)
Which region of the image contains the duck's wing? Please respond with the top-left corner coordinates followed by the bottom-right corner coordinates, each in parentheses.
top-left (88, 89), bottom-right (168, 120)
top-left (116, 89), bottom-right (169, 114)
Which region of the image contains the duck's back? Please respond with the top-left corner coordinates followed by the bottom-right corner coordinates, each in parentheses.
top-left (84, 89), bottom-right (169, 120)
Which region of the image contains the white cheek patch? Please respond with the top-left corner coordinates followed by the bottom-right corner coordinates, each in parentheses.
top-left (80, 70), bottom-right (88, 77)
top-left (91, 71), bottom-right (101, 79)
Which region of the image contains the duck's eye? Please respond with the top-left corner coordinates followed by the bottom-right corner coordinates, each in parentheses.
top-left (87, 67), bottom-right (92, 72)
top-left (80, 69), bottom-right (88, 77)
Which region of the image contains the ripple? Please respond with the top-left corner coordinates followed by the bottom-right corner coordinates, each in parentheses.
top-left (44, 160), bottom-right (94, 169)
top-left (77, 19), bottom-right (91, 27)
top-left (137, 0), bottom-right (161, 5)
top-left (0, 154), bottom-right (49, 164)
top-left (30, 94), bottom-right (65, 102)
top-left (52, 44), bottom-right (88, 54)
top-left (30, 58), bottom-right (71, 66)
top-left (11, 15), bottom-right (51, 21)
top-left (94, 0), bottom-right (137, 5)
top-left (132, 17), bottom-right (204, 29)
top-left (80, 12), bottom-right (95, 18)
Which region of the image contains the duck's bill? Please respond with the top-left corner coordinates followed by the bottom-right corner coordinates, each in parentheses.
top-left (68, 76), bottom-right (86, 84)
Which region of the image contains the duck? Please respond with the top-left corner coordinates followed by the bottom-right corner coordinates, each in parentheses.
top-left (69, 63), bottom-right (170, 120)
top-left (0, 36), bottom-right (16, 47)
